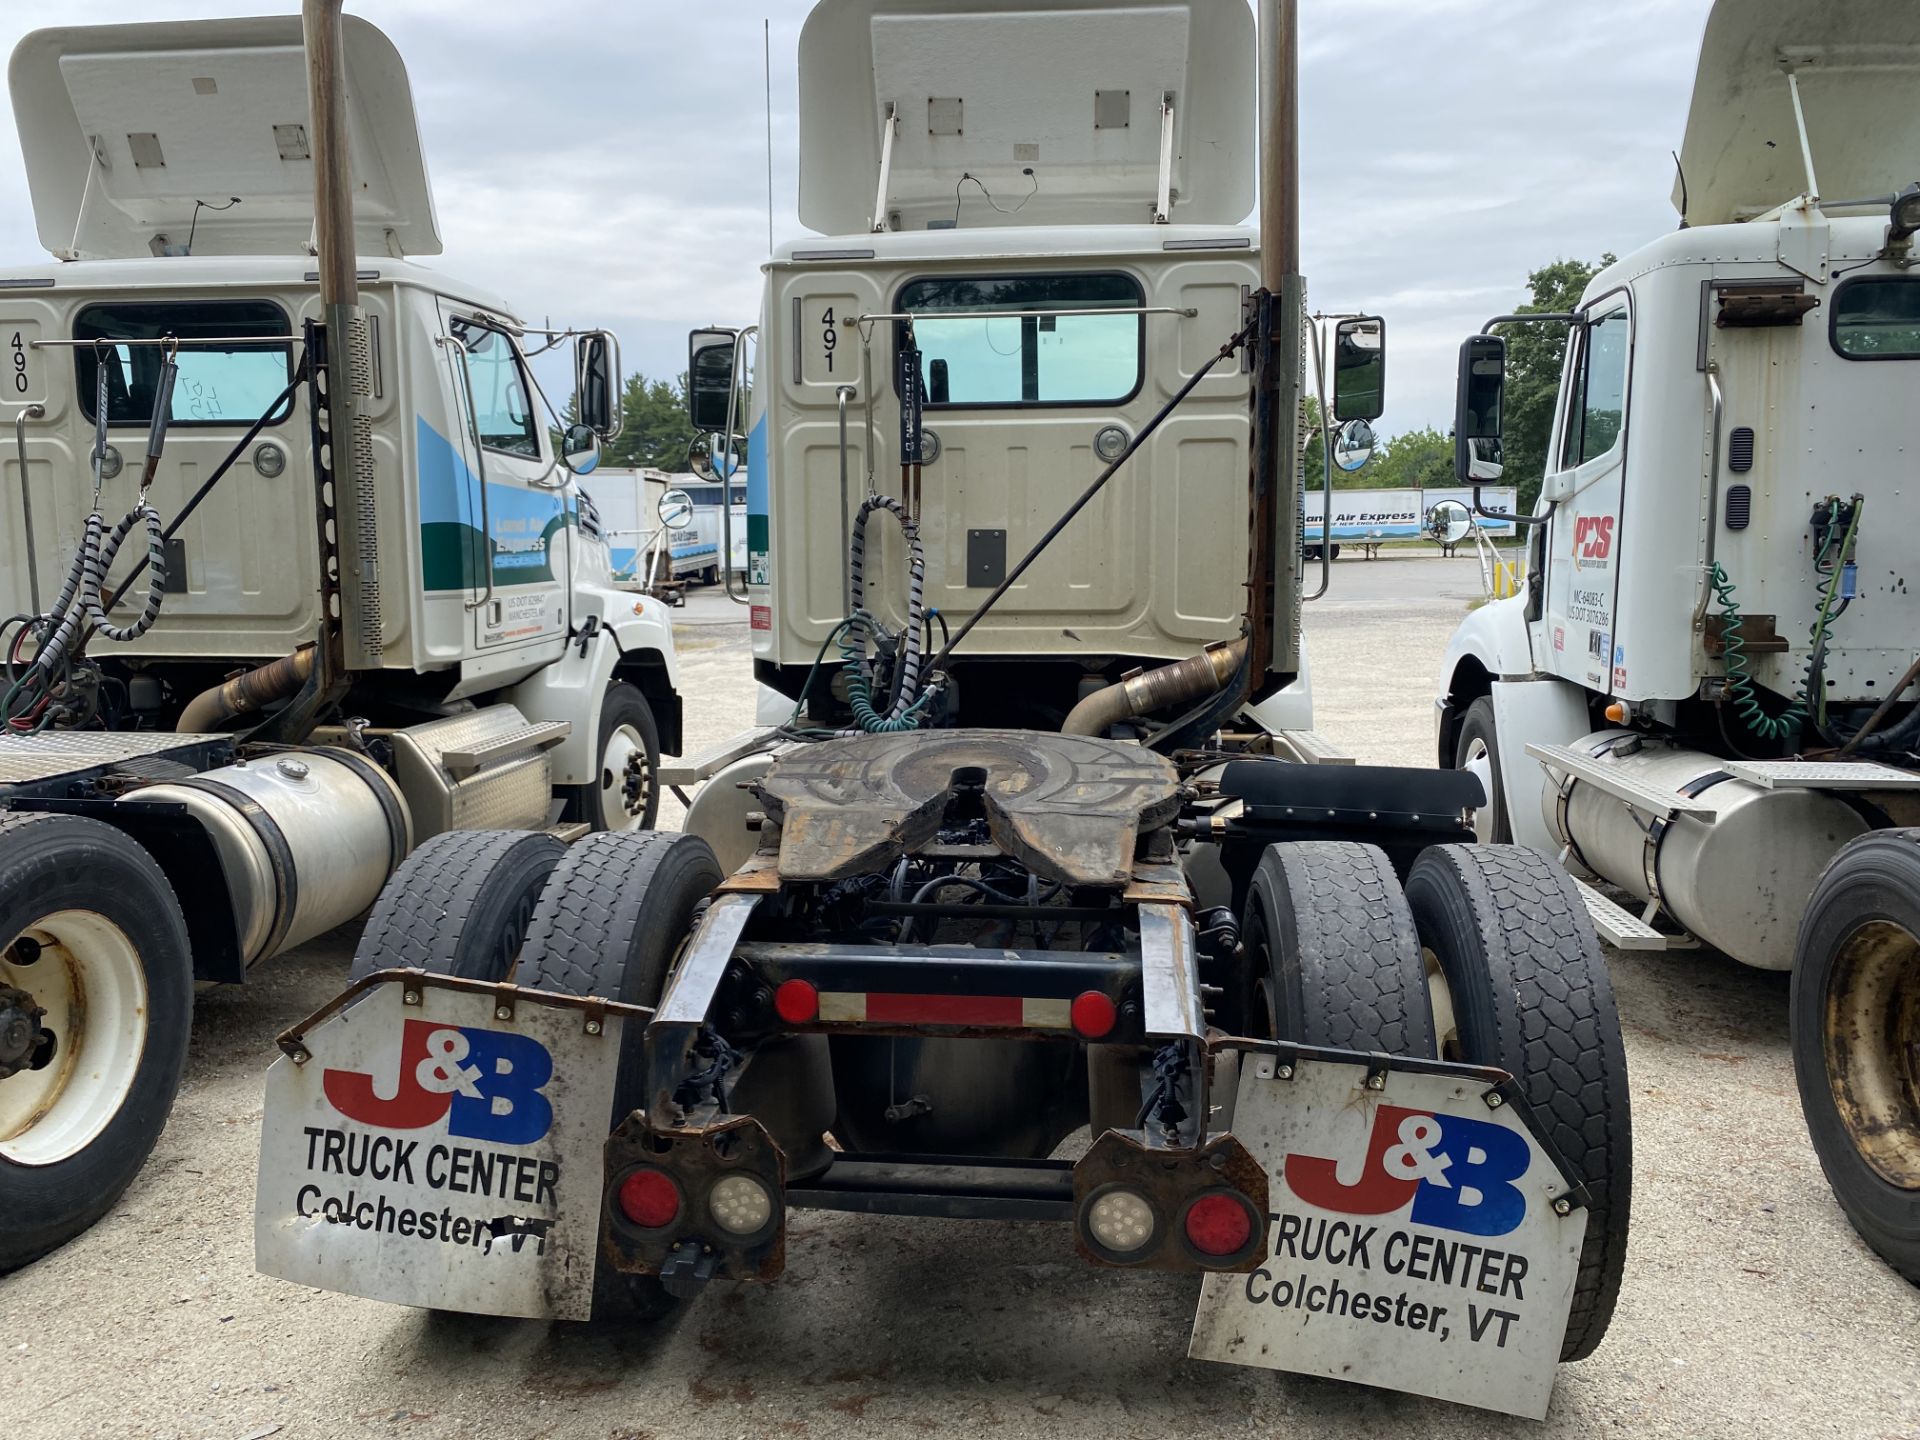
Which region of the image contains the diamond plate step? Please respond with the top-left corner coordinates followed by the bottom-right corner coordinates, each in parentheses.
top-left (1527, 743), bottom-right (1720, 820)
top-left (1575, 879), bottom-right (1671, 951)
top-left (439, 720), bottom-right (571, 777)
top-left (1722, 760), bottom-right (1920, 791)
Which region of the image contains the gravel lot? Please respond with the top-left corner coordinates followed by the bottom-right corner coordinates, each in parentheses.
top-left (5, 555), bottom-right (1917, 1440)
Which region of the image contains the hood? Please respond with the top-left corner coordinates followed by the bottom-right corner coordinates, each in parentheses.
top-left (798, 0), bottom-right (1255, 235)
top-left (10, 14), bottom-right (440, 260)
top-left (1676, 0), bottom-right (1920, 225)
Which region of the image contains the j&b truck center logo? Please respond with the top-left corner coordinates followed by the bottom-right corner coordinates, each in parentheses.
top-left (324, 1018), bottom-right (556, 1145)
top-left (1190, 1066), bottom-right (1581, 1419)
top-left (289, 1020), bottom-right (565, 1249)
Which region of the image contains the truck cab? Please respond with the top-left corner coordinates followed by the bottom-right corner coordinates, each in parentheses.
top-left (0, 13), bottom-right (682, 1272)
top-left (682, 0), bottom-right (1345, 753)
top-left (1433, 0), bottom-right (1920, 1288)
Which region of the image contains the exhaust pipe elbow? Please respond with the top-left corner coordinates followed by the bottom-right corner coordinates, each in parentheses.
top-left (177, 646), bottom-right (317, 734)
top-left (1062, 637), bottom-right (1248, 737)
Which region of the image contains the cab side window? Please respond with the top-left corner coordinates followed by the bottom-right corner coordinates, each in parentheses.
top-left (451, 318), bottom-right (539, 458)
top-left (1559, 307), bottom-right (1629, 468)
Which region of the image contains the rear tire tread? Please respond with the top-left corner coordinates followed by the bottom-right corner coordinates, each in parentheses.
top-left (1254, 841), bottom-right (1436, 1056)
top-left (1406, 843), bottom-right (1631, 1362)
top-left (351, 829), bottom-right (566, 983)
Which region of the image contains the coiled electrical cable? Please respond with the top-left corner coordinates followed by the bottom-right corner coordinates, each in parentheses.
top-left (840, 493), bottom-right (941, 732)
top-left (1, 347), bottom-right (172, 730)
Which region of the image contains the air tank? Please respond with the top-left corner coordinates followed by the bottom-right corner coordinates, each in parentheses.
top-left (1541, 730), bottom-right (1869, 970)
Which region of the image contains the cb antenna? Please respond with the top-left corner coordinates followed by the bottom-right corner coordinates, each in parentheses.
top-left (765, 19), bottom-right (774, 254)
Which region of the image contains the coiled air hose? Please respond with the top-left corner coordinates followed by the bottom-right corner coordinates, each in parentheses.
top-left (840, 493), bottom-right (940, 732)
top-left (1708, 495), bottom-right (1861, 745)
top-left (2, 347), bottom-right (173, 731)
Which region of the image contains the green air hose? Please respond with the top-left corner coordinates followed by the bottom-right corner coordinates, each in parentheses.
top-left (1708, 561), bottom-right (1806, 741)
top-left (1709, 496), bottom-right (1861, 743)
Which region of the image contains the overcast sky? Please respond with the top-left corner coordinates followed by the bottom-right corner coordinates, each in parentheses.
top-left (0, 0), bottom-right (1715, 437)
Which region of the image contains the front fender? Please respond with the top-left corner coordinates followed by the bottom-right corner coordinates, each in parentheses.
top-left (1435, 594), bottom-right (1535, 766)
top-left (508, 587), bottom-right (683, 784)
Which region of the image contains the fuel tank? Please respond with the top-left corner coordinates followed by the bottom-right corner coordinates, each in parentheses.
top-left (125, 748), bottom-right (410, 966)
top-left (1541, 730), bottom-right (1869, 970)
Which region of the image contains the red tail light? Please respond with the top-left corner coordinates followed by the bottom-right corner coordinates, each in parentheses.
top-left (617, 1168), bottom-right (682, 1229)
top-left (774, 979), bottom-right (820, 1024)
top-left (1070, 990), bottom-right (1117, 1039)
top-left (1183, 1191), bottom-right (1255, 1259)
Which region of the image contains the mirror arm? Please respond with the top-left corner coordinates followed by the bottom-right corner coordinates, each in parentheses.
top-left (1304, 314), bottom-right (1333, 602)
top-left (719, 326), bottom-right (758, 606)
top-left (1480, 311), bottom-right (1581, 334)
top-left (1475, 483), bottom-right (1548, 529)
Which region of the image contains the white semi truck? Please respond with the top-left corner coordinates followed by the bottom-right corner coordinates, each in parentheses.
top-left (0, 13), bottom-right (683, 1269)
top-left (1435, 0), bottom-right (1920, 1283)
top-left (261, 1), bottom-right (1632, 1417)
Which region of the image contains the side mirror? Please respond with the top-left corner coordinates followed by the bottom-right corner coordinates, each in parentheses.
top-left (1453, 335), bottom-right (1507, 484)
top-left (687, 329), bottom-right (738, 434)
top-left (1331, 316), bottom-right (1386, 423)
top-left (574, 331), bottom-right (622, 439)
top-left (1332, 418), bottom-right (1375, 473)
top-left (562, 421), bottom-right (599, 476)
top-left (658, 487), bottom-right (695, 529)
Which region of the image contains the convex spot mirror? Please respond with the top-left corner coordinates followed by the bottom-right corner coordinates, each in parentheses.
top-left (1428, 499), bottom-right (1473, 546)
top-left (1454, 335), bottom-right (1507, 484)
top-left (1333, 418), bottom-right (1375, 473)
top-left (687, 433), bottom-right (744, 484)
top-left (574, 331), bottom-right (622, 439)
top-left (658, 488), bottom-right (695, 529)
top-left (1331, 316), bottom-right (1386, 423)
top-left (687, 329), bottom-right (738, 435)
top-left (562, 422), bottom-right (599, 476)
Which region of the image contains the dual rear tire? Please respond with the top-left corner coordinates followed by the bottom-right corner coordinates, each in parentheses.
top-left (1239, 839), bottom-right (1631, 1361)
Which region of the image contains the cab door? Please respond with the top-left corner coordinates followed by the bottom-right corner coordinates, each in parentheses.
top-left (434, 303), bottom-right (569, 651)
top-left (1539, 297), bottom-right (1632, 694)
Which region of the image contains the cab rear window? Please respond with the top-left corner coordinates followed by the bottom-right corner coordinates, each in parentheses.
top-left (896, 273), bottom-right (1143, 409)
top-left (75, 299), bottom-right (295, 427)
top-left (1831, 277), bottom-right (1920, 360)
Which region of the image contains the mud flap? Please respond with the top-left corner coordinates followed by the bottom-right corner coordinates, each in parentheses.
top-left (1189, 1047), bottom-right (1585, 1420)
top-left (253, 974), bottom-right (632, 1320)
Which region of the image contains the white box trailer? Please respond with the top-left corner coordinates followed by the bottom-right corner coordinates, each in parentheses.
top-left (1303, 486), bottom-right (1518, 552)
top-left (579, 467), bottom-right (669, 584)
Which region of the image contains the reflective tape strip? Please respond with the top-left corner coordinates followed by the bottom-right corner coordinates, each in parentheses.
top-left (812, 992), bottom-right (1074, 1030)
